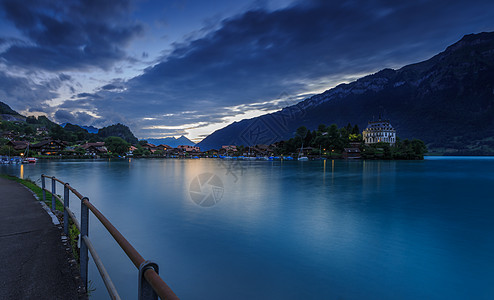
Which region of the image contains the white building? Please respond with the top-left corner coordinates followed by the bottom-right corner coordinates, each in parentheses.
top-left (362, 118), bottom-right (396, 145)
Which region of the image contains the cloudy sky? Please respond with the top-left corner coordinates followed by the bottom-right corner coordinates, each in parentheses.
top-left (1, 0), bottom-right (493, 142)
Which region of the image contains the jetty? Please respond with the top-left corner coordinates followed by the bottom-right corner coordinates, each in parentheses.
top-left (0, 177), bottom-right (83, 299)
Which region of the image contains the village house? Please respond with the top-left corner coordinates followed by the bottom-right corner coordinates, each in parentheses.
top-left (31, 140), bottom-right (68, 155)
top-left (362, 117), bottom-right (396, 145)
top-left (157, 144), bottom-right (173, 151)
top-left (6, 140), bottom-right (29, 151)
top-left (342, 148), bottom-right (361, 159)
top-left (2, 131), bottom-right (16, 140)
top-left (36, 127), bottom-right (48, 135)
top-left (141, 143), bottom-right (158, 153)
top-left (221, 145), bottom-right (237, 152)
top-left (177, 145), bottom-right (200, 152)
top-left (80, 142), bottom-right (108, 156)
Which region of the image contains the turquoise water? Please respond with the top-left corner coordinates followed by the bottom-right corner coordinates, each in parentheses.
top-left (2, 157), bottom-right (493, 299)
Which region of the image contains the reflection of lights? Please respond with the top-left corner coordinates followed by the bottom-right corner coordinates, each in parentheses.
top-left (323, 159), bottom-right (326, 183)
top-left (331, 159), bottom-right (335, 184)
top-left (20, 164), bottom-right (24, 179)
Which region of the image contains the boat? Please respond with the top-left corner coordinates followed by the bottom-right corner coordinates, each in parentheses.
top-left (21, 143), bottom-right (37, 163)
top-left (23, 157), bottom-right (37, 163)
top-left (297, 141), bottom-right (309, 161)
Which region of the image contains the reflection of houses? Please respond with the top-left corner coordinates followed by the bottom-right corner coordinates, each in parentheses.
top-left (7, 140), bottom-right (29, 151)
top-left (80, 142), bottom-right (108, 156)
top-left (31, 140), bottom-right (68, 155)
top-left (177, 145), bottom-right (200, 152)
top-left (342, 148), bottom-right (361, 159)
top-left (362, 117), bottom-right (396, 145)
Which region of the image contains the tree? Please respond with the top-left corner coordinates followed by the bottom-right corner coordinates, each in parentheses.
top-left (104, 137), bottom-right (130, 156)
top-left (26, 116), bottom-right (37, 124)
top-left (295, 126), bottom-right (308, 140)
top-left (317, 124), bottom-right (326, 133)
top-left (98, 123), bottom-right (138, 144)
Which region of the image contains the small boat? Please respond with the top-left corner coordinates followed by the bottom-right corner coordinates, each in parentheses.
top-left (23, 157), bottom-right (38, 163)
top-left (297, 141), bottom-right (309, 161)
top-left (21, 143), bottom-right (37, 163)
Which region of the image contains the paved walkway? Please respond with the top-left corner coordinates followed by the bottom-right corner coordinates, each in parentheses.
top-left (0, 177), bottom-right (83, 299)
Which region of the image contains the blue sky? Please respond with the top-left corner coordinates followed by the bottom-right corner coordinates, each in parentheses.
top-left (1, 0), bottom-right (493, 142)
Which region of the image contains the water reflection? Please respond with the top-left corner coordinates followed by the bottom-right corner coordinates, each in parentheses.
top-left (0, 158), bottom-right (493, 299)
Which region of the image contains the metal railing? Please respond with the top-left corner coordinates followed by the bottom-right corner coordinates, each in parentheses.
top-left (41, 174), bottom-right (179, 300)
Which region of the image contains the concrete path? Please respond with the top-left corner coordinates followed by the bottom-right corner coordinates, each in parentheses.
top-left (0, 177), bottom-right (83, 299)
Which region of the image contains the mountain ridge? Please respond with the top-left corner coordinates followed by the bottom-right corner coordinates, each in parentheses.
top-left (61, 123), bottom-right (99, 134)
top-left (197, 31), bottom-right (494, 153)
top-left (145, 136), bottom-right (195, 148)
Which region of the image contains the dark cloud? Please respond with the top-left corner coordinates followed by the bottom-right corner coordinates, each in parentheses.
top-left (54, 109), bottom-right (96, 125)
top-left (0, 70), bottom-right (57, 112)
top-left (101, 83), bottom-right (124, 91)
top-left (76, 92), bottom-right (102, 99)
top-left (2, 0), bottom-right (494, 139)
top-left (91, 0), bottom-right (494, 138)
top-left (0, 0), bottom-right (143, 71)
top-left (58, 73), bottom-right (71, 81)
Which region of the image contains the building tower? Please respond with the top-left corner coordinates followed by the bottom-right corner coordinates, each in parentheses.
top-left (362, 116), bottom-right (396, 145)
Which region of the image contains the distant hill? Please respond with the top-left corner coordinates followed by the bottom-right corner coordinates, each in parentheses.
top-left (0, 101), bottom-right (25, 122)
top-left (61, 123), bottom-right (99, 134)
top-left (97, 123), bottom-right (138, 144)
top-left (0, 101), bottom-right (139, 144)
top-left (146, 135), bottom-right (195, 148)
top-left (197, 32), bottom-right (494, 154)
top-left (0, 102), bottom-right (20, 115)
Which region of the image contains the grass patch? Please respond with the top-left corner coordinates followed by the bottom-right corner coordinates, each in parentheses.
top-left (68, 222), bottom-right (80, 262)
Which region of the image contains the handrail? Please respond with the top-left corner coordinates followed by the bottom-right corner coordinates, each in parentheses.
top-left (41, 174), bottom-right (179, 300)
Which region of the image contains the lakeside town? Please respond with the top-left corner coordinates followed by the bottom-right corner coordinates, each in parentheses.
top-left (1, 114), bottom-right (427, 162)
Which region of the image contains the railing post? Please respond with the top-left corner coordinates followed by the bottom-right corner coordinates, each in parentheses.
top-left (64, 183), bottom-right (70, 236)
top-left (51, 176), bottom-right (56, 211)
top-left (80, 197), bottom-right (90, 290)
top-left (41, 175), bottom-right (46, 203)
top-left (138, 261), bottom-right (159, 300)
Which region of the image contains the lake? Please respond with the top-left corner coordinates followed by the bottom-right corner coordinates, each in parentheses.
top-left (1, 157), bottom-right (493, 299)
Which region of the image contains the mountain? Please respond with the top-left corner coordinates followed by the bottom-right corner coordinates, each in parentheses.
top-left (146, 135), bottom-right (195, 148)
top-left (81, 125), bottom-right (99, 134)
top-left (97, 123), bottom-right (138, 144)
top-left (61, 123), bottom-right (99, 134)
top-left (197, 32), bottom-right (494, 153)
top-left (0, 101), bottom-right (25, 122)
